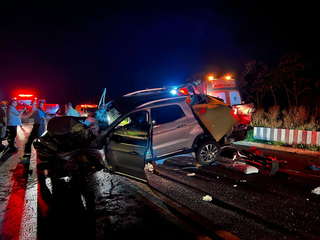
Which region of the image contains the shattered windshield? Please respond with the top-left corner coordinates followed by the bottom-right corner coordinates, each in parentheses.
top-left (90, 101), bottom-right (122, 126)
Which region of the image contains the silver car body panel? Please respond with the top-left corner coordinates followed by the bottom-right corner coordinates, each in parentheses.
top-left (149, 100), bottom-right (204, 158)
top-left (152, 115), bottom-right (190, 157)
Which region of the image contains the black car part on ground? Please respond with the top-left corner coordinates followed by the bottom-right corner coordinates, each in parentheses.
top-left (221, 146), bottom-right (280, 175)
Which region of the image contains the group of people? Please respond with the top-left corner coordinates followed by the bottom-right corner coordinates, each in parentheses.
top-left (0, 99), bottom-right (79, 162)
top-left (0, 99), bottom-right (47, 161)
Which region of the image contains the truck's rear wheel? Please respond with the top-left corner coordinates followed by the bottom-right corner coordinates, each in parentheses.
top-left (196, 141), bottom-right (221, 166)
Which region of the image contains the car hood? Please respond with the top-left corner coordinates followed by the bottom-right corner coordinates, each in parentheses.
top-left (192, 96), bottom-right (240, 141)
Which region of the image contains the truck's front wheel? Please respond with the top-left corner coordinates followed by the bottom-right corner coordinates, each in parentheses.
top-left (196, 141), bottom-right (221, 166)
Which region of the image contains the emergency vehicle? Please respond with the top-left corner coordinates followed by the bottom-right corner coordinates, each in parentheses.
top-left (176, 76), bottom-right (241, 105)
top-left (165, 75), bottom-right (255, 144)
top-left (75, 104), bottom-right (98, 117)
top-left (15, 94), bottom-right (45, 112)
top-left (174, 76), bottom-right (255, 126)
top-left (14, 93), bottom-right (60, 121)
top-left (202, 76), bottom-right (242, 106)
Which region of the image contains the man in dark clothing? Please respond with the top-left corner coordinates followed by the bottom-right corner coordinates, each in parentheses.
top-left (0, 101), bottom-right (7, 152)
top-left (21, 101), bottom-right (47, 160)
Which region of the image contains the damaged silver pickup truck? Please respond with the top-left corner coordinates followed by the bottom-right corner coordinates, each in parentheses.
top-left (35, 87), bottom-right (251, 186)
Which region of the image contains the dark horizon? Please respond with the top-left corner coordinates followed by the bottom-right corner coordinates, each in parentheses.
top-left (1, 1), bottom-right (318, 106)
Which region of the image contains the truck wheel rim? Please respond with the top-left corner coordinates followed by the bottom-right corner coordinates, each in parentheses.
top-left (200, 144), bottom-right (218, 162)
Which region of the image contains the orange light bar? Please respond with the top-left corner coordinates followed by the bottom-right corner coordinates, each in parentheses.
top-left (225, 76), bottom-right (231, 80)
top-left (208, 76), bottom-right (214, 81)
top-left (19, 94), bottom-right (33, 97)
top-left (81, 104), bottom-right (98, 108)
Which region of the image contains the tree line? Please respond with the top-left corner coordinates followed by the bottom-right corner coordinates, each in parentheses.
top-left (239, 53), bottom-right (319, 111)
top-left (188, 53), bottom-right (320, 119)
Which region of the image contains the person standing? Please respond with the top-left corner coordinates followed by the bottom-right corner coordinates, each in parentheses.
top-left (0, 101), bottom-right (8, 152)
top-left (6, 98), bottom-right (26, 151)
top-left (65, 102), bottom-right (79, 117)
top-left (21, 100), bottom-right (47, 160)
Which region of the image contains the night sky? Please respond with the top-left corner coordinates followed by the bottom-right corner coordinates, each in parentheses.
top-left (0, 1), bottom-right (318, 106)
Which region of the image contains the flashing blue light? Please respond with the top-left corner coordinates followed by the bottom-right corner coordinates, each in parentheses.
top-left (170, 89), bottom-right (177, 94)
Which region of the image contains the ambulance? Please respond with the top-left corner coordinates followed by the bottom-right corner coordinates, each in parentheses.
top-left (173, 75), bottom-right (255, 143)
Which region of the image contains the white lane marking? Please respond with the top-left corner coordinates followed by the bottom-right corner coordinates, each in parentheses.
top-left (19, 143), bottom-right (38, 239)
top-left (0, 126), bottom-right (31, 226)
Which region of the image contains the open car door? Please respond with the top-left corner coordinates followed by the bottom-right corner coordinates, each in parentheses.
top-left (106, 111), bottom-right (150, 181)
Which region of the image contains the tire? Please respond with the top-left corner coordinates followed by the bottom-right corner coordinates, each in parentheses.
top-left (196, 141), bottom-right (221, 166)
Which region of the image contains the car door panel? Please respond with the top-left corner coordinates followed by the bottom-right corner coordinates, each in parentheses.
top-left (106, 119), bottom-right (150, 180)
top-left (152, 116), bottom-right (190, 156)
top-left (107, 141), bottom-right (147, 180)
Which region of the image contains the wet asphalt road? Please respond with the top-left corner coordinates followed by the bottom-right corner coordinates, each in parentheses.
top-left (1, 123), bottom-right (320, 239)
top-left (36, 171), bottom-right (201, 240)
top-left (0, 124), bottom-right (214, 240)
top-left (149, 153), bottom-right (320, 239)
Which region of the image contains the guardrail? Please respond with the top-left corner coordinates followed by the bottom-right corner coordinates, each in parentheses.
top-left (254, 127), bottom-right (320, 146)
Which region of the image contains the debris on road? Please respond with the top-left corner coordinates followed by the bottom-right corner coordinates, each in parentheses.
top-left (145, 163), bottom-right (154, 172)
top-left (187, 173), bottom-right (196, 177)
top-left (306, 161), bottom-right (320, 171)
top-left (245, 146), bottom-right (263, 156)
top-left (311, 187), bottom-right (320, 195)
top-left (226, 163), bottom-right (259, 174)
top-left (267, 156), bottom-right (288, 165)
top-left (203, 195), bottom-right (212, 202)
top-left (222, 146), bottom-right (280, 175)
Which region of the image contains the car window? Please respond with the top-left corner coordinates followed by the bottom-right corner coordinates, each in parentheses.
top-left (119, 111), bottom-right (148, 127)
top-left (151, 105), bottom-right (185, 125)
top-left (229, 91), bottom-right (241, 105)
top-left (114, 124), bottom-right (148, 139)
top-left (113, 111), bottom-right (149, 145)
top-left (209, 91), bottom-right (226, 103)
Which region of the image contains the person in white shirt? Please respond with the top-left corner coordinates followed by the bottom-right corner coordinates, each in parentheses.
top-left (6, 98), bottom-right (26, 151)
top-left (65, 102), bottom-right (79, 117)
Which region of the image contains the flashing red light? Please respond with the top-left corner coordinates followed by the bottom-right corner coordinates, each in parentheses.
top-left (178, 87), bottom-right (188, 95)
top-left (19, 94), bottom-right (33, 97)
